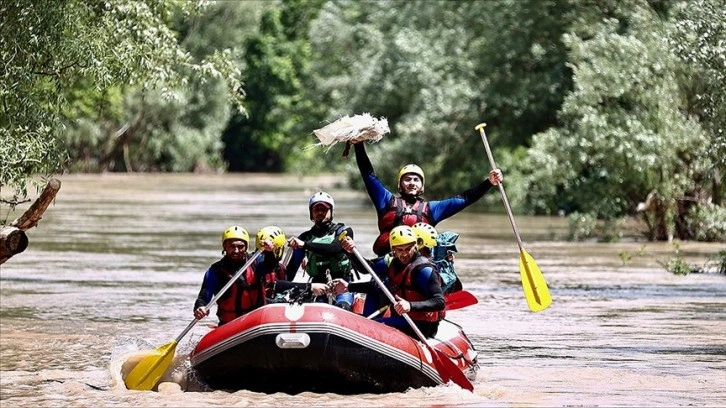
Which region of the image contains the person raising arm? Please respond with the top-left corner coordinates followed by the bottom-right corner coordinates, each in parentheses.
top-left (353, 142), bottom-right (503, 256)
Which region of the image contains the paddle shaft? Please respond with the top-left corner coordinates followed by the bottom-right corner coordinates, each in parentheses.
top-left (124, 250), bottom-right (264, 391)
top-left (349, 247), bottom-right (430, 341)
top-left (348, 247), bottom-right (474, 391)
top-left (177, 250), bottom-right (262, 341)
top-left (476, 123), bottom-right (544, 306)
top-left (475, 123), bottom-right (525, 251)
top-left (367, 304), bottom-right (389, 319)
top-left (281, 246), bottom-right (293, 268)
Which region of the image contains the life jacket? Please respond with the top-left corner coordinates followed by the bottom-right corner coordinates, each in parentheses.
top-left (387, 253), bottom-right (445, 323)
top-left (374, 197), bottom-right (431, 255)
top-left (213, 259), bottom-right (268, 325)
top-left (304, 223), bottom-right (351, 280)
top-left (265, 261), bottom-right (287, 299)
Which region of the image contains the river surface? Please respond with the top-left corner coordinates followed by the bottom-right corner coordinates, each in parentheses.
top-left (1, 173), bottom-right (724, 407)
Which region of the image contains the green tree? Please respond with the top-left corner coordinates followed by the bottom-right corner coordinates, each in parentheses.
top-left (668, 0), bottom-right (725, 206)
top-left (0, 0), bottom-right (242, 218)
top-left (60, 0), bottom-right (271, 173)
top-left (223, 0), bottom-right (327, 173)
top-left (309, 0), bottom-right (573, 201)
top-left (523, 1), bottom-right (723, 241)
top-left (63, 77), bottom-right (231, 172)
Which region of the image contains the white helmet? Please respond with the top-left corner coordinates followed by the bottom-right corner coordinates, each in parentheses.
top-left (308, 191), bottom-right (334, 220)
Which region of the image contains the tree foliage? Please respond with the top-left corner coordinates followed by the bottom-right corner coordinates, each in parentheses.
top-left (222, 0), bottom-right (327, 173)
top-left (308, 0), bottom-right (574, 202)
top-left (668, 0), bottom-right (725, 204)
top-left (523, 0), bottom-right (723, 241)
top-left (2, 0), bottom-right (722, 241)
top-left (59, 0), bottom-right (272, 173)
top-left (0, 0), bottom-right (242, 210)
top-left (64, 76), bottom-right (231, 172)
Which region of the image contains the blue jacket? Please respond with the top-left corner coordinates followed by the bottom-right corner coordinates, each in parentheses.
top-left (355, 143), bottom-right (495, 224)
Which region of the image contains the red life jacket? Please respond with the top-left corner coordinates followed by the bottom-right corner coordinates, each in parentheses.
top-left (215, 260), bottom-right (281, 325)
top-left (373, 196), bottom-right (432, 255)
top-left (264, 261), bottom-right (287, 299)
top-left (387, 254), bottom-right (445, 323)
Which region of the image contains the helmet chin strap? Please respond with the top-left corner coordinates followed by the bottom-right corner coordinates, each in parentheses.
top-left (314, 218), bottom-right (332, 228)
top-left (399, 191), bottom-right (420, 202)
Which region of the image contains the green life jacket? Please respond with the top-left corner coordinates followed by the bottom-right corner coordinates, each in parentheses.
top-left (305, 225), bottom-right (351, 279)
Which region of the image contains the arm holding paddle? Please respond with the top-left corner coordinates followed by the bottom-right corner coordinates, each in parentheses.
top-left (488, 169), bottom-right (503, 185)
top-left (333, 237), bottom-right (416, 313)
top-left (333, 236), bottom-right (444, 324)
top-left (193, 277), bottom-right (213, 320)
top-left (334, 231), bottom-right (474, 391)
top-left (124, 249), bottom-right (263, 391)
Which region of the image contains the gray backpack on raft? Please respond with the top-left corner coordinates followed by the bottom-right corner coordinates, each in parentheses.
top-left (431, 230), bottom-right (461, 293)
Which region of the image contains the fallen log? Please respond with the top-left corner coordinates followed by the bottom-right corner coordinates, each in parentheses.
top-left (0, 178), bottom-right (61, 265)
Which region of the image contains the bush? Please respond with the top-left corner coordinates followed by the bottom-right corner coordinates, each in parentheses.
top-left (658, 243), bottom-right (726, 275)
top-left (658, 241), bottom-right (696, 275)
top-left (687, 203), bottom-right (726, 242)
top-left (567, 212), bottom-right (626, 242)
top-left (715, 250), bottom-right (726, 274)
top-left (567, 212), bottom-right (598, 241)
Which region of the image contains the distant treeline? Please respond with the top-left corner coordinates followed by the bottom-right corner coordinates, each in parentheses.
top-left (2, 0), bottom-right (724, 241)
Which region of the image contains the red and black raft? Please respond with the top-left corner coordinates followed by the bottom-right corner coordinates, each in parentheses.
top-left (189, 302), bottom-right (478, 394)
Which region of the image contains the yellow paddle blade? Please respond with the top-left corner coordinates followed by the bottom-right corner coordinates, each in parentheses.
top-left (123, 341), bottom-right (178, 391)
top-left (519, 250), bottom-right (552, 312)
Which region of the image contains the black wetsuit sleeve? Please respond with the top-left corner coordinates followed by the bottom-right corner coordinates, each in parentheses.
top-left (304, 226), bottom-right (353, 255)
top-left (409, 269), bottom-right (445, 312)
top-left (460, 179), bottom-right (494, 203)
top-left (346, 249), bottom-right (375, 275)
top-left (354, 143), bottom-right (374, 175)
top-left (348, 280), bottom-right (377, 294)
top-left (194, 280), bottom-right (208, 310)
top-left (259, 251), bottom-right (280, 270)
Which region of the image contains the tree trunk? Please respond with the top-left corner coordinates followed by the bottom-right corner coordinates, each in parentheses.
top-left (713, 168), bottom-right (722, 206)
top-left (0, 178), bottom-right (61, 265)
top-left (0, 226), bottom-right (29, 264)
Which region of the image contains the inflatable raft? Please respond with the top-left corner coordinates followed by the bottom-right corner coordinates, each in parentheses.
top-left (189, 302), bottom-right (478, 394)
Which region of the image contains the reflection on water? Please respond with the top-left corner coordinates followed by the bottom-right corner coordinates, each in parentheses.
top-left (1, 174), bottom-right (724, 407)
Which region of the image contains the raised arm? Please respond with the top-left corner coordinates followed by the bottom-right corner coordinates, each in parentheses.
top-left (354, 143), bottom-right (394, 213)
top-left (428, 178), bottom-right (495, 223)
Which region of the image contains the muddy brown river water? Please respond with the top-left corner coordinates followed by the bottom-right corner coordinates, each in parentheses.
top-left (1, 173), bottom-right (724, 407)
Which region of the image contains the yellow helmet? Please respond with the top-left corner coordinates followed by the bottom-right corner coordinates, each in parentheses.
top-left (389, 225), bottom-right (417, 249)
top-left (397, 164), bottom-right (425, 193)
top-left (222, 226), bottom-right (249, 246)
top-left (412, 222), bottom-right (438, 250)
top-left (256, 225), bottom-right (286, 258)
